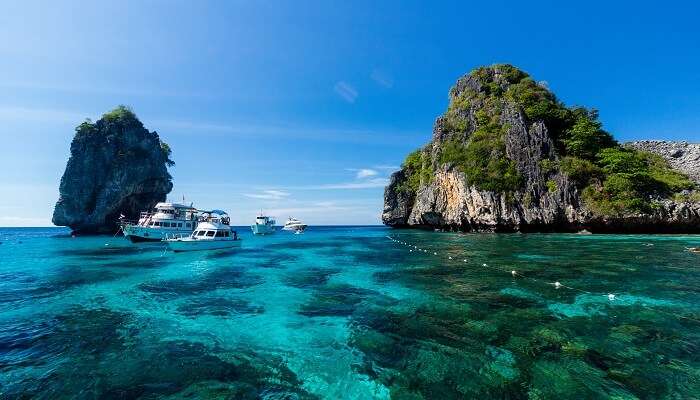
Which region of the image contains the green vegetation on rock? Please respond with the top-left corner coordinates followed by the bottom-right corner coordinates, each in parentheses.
top-left (160, 141), bottom-right (175, 167)
top-left (102, 104), bottom-right (138, 122)
top-left (397, 64), bottom-right (696, 217)
top-left (397, 148), bottom-right (434, 194)
top-left (581, 148), bottom-right (695, 214)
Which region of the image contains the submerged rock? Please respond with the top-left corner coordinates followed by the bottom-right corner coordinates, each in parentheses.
top-left (52, 106), bottom-right (174, 234)
top-left (383, 65), bottom-right (700, 233)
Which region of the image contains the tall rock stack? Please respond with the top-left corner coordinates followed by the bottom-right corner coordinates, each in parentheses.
top-left (53, 106), bottom-right (174, 234)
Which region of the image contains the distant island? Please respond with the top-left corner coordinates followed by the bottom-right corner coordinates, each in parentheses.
top-left (383, 64), bottom-right (700, 233)
top-left (53, 106), bottom-right (174, 234)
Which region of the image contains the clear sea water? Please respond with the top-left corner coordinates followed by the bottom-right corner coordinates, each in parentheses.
top-left (0, 227), bottom-right (699, 399)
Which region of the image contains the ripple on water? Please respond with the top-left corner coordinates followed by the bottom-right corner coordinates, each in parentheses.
top-left (2, 228), bottom-right (700, 398)
top-left (177, 295), bottom-right (265, 318)
top-left (138, 267), bottom-right (265, 299)
top-left (281, 267), bottom-right (341, 289)
top-left (0, 305), bottom-right (317, 398)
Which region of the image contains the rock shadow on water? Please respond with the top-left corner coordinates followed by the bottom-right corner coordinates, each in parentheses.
top-left (298, 283), bottom-right (395, 318)
top-left (265, 240), bottom-right (346, 251)
top-left (0, 266), bottom-right (125, 307)
top-left (177, 295), bottom-right (265, 318)
top-left (0, 306), bottom-right (134, 373)
top-left (0, 306), bottom-right (317, 399)
top-left (236, 251), bottom-right (300, 269)
top-left (138, 267), bottom-right (265, 300)
top-left (281, 267), bottom-right (341, 289)
top-left (55, 244), bottom-right (162, 258)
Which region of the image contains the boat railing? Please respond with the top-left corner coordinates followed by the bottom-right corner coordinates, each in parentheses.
top-left (163, 232), bottom-right (191, 241)
top-left (119, 219), bottom-right (139, 228)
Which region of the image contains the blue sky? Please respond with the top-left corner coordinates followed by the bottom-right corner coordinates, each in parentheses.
top-left (1, 1), bottom-right (699, 226)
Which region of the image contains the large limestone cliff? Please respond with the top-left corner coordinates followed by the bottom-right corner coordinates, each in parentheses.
top-left (383, 65), bottom-right (700, 233)
top-left (53, 106), bottom-right (174, 234)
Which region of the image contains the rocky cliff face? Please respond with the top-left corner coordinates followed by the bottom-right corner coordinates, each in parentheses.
top-left (383, 65), bottom-right (700, 233)
top-left (625, 140), bottom-right (700, 184)
top-left (53, 106), bottom-right (174, 234)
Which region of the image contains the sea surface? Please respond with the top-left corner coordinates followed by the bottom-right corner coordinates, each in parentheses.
top-left (0, 226), bottom-right (699, 399)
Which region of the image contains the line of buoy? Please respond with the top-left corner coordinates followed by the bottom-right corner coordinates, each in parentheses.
top-left (385, 235), bottom-right (700, 323)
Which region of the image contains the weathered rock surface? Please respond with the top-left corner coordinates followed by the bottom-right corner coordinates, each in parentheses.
top-left (53, 106), bottom-right (173, 234)
top-left (625, 140), bottom-right (700, 184)
top-left (383, 66), bottom-right (700, 233)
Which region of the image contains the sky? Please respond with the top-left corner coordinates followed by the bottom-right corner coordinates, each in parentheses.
top-left (1, 0), bottom-right (699, 226)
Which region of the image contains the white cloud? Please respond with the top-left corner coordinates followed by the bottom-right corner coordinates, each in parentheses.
top-left (266, 201), bottom-right (361, 219)
top-left (0, 80), bottom-right (212, 99)
top-left (370, 69), bottom-right (394, 88)
top-left (0, 105), bottom-right (87, 124)
top-left (373, 165), bottom-right (400, 171)
top-left (243, 190), bottom-right (291, 200)
top-left (306, 178), bottom-right (389, 190)
top-left (0, 216), bottom-right (52, 227)
top-left (0, 105), bottom-right (424, 147)
top-left (356, 168), bottom-right (378, 179)
top-left (346, 168), bottom-right (379, 179)
top-left (333, 81), bottom-right (358, 103)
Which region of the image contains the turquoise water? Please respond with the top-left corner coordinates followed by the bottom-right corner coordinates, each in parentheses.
top-left (1, 227), bottom-right (699, 399)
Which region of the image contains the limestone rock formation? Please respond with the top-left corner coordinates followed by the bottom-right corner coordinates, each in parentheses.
top-left (53, 106), bottom-right (174, 234)
top-left (383, 65), bottom-right (700, 233)
top-left (625, 140), bottom-right (700, 184)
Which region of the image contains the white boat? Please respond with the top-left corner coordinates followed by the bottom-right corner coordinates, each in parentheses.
top-left (282, 217), bottom-right (307, 233)
top-left (121, 202), bottom-right (198, 243)
top-left (251, 214), bottom-right (276, 235)
top-left (164, 210), bottom-right (241, 252)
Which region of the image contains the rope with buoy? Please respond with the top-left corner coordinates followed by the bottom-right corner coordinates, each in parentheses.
top-left (386, 235), bottom-right (700, 324)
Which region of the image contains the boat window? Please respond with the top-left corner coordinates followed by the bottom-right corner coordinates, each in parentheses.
top-left (206, 231), bottom-right (215, 237)
top-left (163, 222), bottom-right (169, 227)
top-left (178, 223), bottom-right (182, 228)
top-left (186, 223), bottom-right (191, 228)
top-left (155, 222), bottom-right (161, 226)
top-left (224, 231), bottom-right (230, 237)
top-left (197, 231), bottom-right (206, 236)
top-left (215, 231), bottom-right (224, 237)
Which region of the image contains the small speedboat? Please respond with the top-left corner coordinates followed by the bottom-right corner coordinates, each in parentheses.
top-left (282, 217), bottom-right (307, 233)
top-left (251, 214), bottom-right (276, 235)
top-left (165, 210), bottom-right (241, 252)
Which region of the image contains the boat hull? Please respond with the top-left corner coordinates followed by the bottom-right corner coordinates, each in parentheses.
top-left (251, 224), bottom-right (276, 235)
top-left (126, 235), bottom-right (162, 243)
top-left (166, 239), bottom-right (242, 252)
top-left (122, 224), bottom-right (194, 242)
top-left (282, 225), bottom-right (307, 232)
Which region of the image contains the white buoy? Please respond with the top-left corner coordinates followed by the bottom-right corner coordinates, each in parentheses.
top-left (463, 259), bottom-right (467, 262)
top-left (434, 252), bottom-right (437, 255)
top-left (511, 270), bottom-right (517, 277)
top-left (482, 263), bottom-right (487, 267)
top-left (105, 243), bottom-right (109, 246)
top-left (409, 249), bottom-right (413, 252)
top-left (608, 294), bottom-right (616, 301)
top-left (448, 256), bottom-right (453, 260)
top-left (554, 281), bottom-right (562, 289)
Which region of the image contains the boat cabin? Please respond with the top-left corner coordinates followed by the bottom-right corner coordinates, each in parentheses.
top-left (192, 229), bottom-right (236, 239)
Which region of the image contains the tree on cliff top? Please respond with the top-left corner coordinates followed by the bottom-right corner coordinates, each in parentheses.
top-left (75, 105), bottom-right (175, 167)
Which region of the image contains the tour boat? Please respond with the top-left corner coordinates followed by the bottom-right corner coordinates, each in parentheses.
top-left (121, 202), bottom-right (198, 242)
top-left (282, 217), bottom-right (307, 233)
top-left (164, 210), bottom-right (241, 252)
top-left (251, 214), bottom-right (276, 235)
